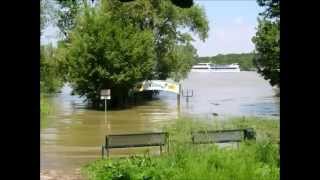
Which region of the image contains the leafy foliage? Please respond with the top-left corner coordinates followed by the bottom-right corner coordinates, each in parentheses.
top-left (62, 0), bottom-right (209, 107)
top-left (55, 0), bottom-right (83, 40)
top-left (256, 0), bottom-right (280, 19)
top-left (252, 19), bottom-right (279, 86)
top-left (252, 0), bottom-right (280, 87)
top-left (40, 44), bottom-right (64, 93)
top-left (41, 0), bottom-right (55, 33)
top-left (119, 0), bottom-right (194, 8)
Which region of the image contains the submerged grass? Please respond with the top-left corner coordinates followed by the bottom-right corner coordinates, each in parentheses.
top-left (83, 116), bottom-right (279, 180)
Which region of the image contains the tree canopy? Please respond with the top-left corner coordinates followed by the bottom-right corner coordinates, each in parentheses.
top-left (62, 0), bottom-right (209, 107)
top-left (54, 0), bottom-right (195, 40)
top-left (41, 44), bottom-right (64, 93)
top-left (252, 0), bottom-right (279, 87)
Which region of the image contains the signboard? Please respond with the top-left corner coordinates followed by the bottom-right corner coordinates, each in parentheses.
top-left (101, 89), bottom-right (111, 100)
top-left (134, 80), bottom-right (180, 94)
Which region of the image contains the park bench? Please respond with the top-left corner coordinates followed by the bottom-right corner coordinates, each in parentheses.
top-left (191, 128), bottom-right (255, 145)
top-left (101, 132), bottom-right (168, 158)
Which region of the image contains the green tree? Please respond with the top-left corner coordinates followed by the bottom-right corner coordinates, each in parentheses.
top-left (54, 0), bottom-right (195, 41)
top-left (41, 0), bottom-right (47, 33)
top-left (252, 0), bottom-right (279, 87)
top-left (63, 0), bottom-right (208, 108)
top-left (41, 0), bottom-right (65, 93)
top-left (170, 44), bottom-right (198, 81)
top-left (120, 0), bottom-right (194, 8)
top-left (41, 0), bottom-right (55, 34)
top-left (55, 0), bottom-right (83, 40)
top-left (41, 44), bottom-right (64, 93)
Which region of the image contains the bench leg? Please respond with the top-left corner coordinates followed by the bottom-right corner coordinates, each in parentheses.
top-left (160, 145), bottom-right (162, 155)
top-left (106, 148), bottom-right (109, 158)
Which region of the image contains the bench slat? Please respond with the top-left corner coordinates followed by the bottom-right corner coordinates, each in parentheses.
top-left (106, 132), bottom-right (167, 149)
top-left (192, 130), bottom-right (244, 144)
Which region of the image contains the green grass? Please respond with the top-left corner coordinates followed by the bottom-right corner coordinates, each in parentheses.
top-left (82, 116), bottom-right (279, 180)
top-left (40, 94), bottom-right (53, 128)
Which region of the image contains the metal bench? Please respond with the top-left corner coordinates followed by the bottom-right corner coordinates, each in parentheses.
top-left (191, 128), bottom-right (255, 145)
top-left (101, 132), bottom-right (169, 158)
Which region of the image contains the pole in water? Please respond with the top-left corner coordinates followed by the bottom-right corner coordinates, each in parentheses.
top-left (186, 89), bottom-right (189, 102)
top-left (177, 84), bottom-right (181, 116)
top-left (104, 99), bottom-right (107, 131)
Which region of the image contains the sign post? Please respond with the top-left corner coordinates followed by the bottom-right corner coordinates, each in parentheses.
top-left (101, 89), bottom-right (111, 132)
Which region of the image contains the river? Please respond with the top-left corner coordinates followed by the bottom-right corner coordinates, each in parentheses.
top-left (40, 71), bottom-right (279, 177)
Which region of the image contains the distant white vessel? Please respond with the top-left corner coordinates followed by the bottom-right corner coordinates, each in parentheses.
top-left (191, 63), bottom-right (240, 72)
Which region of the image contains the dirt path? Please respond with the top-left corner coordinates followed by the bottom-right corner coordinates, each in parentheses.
top-left (40, 168), bottom-right (86, 180)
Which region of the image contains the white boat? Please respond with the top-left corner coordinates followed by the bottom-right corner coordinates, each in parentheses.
top-left (191, 63), bottom-right (240, 72)
top-left (210, 63), bottom-right (240, 72)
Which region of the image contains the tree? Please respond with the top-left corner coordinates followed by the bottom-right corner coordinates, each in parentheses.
top-left (41, 44), bottom-right (64, 93)
top-left (55, 0), bottom-right (194, 41)
top-left (257, 0), bottom-right (279, 19)
top-left (41, 0), bottom-right (65, 95)
top-left (41, 0), bottom-right (47, 33)
top-left (169, 44), bottom-right (198, 81)
top-left (120, 0), bottom-right (194, 8)
top-left (63, 0), bottom-right (208, 108)
top-left (252, 0), bottom-right (279, 87)
top-left (41, 0), bottom-right (54, 34)
top-left (55, 0), bottom-right (83, 40)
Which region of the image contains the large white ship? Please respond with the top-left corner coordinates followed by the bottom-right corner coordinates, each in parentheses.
top-left (191, 63), bottom-right (240, 72)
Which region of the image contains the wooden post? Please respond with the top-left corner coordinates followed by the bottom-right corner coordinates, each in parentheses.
top-left (101, 145), bottom-right (105, 159)
top-left (167, 134), bottom-right (170, 153)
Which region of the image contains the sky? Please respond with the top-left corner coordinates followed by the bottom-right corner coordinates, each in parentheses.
top-left (41, 0), bottom-right (264, 57)
top-left (192, 0), bottom-right (263, 56)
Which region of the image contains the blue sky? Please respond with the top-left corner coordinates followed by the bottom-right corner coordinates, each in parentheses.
top-left (41, 0), bottom-right (264, 57)
top-left (192, 0), bottom-right (263, 56)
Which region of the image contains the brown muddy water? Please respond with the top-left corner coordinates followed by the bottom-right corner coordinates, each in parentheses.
top-left (40, 71), bottom-right (279, 177)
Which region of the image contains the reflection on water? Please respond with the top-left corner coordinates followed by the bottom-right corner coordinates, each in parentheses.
top-left (41, 71), bottom-right (279, 172)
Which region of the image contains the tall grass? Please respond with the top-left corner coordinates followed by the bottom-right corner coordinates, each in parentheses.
top-left (83, 117), bottom-right (279, 180)
top-left (40, 94), bottom-right (52, 128)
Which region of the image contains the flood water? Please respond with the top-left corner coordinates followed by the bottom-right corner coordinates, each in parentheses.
top-left (40, 71), bottom-right (279, 174)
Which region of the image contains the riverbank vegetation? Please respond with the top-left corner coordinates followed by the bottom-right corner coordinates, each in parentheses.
top-left (53, 0), bottom-right (208, 108)
top-left (82, 116), bottom-right (279, 180)
top-left (197, 53), bottom-right (255, 71)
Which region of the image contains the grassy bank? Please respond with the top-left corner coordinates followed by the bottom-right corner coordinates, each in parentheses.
top-left (83, 116), bottom-right (279, 180)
